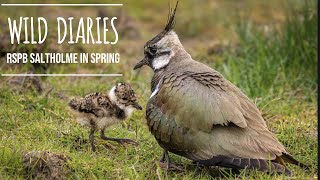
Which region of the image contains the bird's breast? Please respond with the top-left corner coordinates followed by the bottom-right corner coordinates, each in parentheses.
top-left (146, 103), bottom-right (195, 153)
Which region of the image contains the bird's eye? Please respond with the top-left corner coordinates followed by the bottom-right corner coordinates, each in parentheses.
top-left (146, 45), bottom-right (157, 58)
top-left (149, 46), bottom-right (157, 54)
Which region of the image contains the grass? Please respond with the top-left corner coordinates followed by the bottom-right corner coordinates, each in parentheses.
top-left (0, 0), bottom-right (317, 179)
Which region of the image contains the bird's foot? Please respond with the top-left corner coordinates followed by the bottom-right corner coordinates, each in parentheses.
top-left (191, 161), bottom-right (205, 171)
top-left (103, 142), bottom-right (116, 150)
top-left (158, 161), bottom-right (184, 171)
top-left (114, 138), bottom-right (139, 147)
top-left (100, 131), bottom-right (139, 148)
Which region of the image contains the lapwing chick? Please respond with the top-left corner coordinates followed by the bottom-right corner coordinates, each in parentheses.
top-left (133, 1), bottom-right (308, 175)
top-left (68, 83), bottom-right (142, 151)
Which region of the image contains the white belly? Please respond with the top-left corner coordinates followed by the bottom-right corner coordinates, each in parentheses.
top-left (76, 116), bottom-right (120, 130)
top-left (71, 106), bottom-right (135, 130)
top-left (74, 110), bottom-right (120, 130)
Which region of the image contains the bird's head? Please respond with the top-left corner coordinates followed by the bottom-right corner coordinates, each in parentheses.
top-left (134, 1), bottom-right (184, 71)
top-left (109, 82), bottom-right (142, 111)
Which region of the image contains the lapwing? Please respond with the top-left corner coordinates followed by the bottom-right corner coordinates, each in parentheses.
top-left (133, 1), bottom-right (307, 175)
top-left (69, 83), bottom-right (142, 151)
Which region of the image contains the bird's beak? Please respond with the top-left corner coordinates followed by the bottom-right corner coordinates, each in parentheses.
top-left (133, 102), bottom-right (143, 110)
top-left (133, 57), bottom-right (148, 70)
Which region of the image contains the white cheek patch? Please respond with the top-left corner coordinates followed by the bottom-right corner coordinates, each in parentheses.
top-left (108, 86), bottom-right (117, 102)
top-left (152, 55), bottom-right (170, 70)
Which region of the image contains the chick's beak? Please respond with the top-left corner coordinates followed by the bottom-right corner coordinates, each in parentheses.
top-left (133, 57), bottom-right (148, 70)
top-left (133, 102), bottom-right (143, 110)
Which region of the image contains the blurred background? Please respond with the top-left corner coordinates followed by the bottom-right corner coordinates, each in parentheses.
top-left (0, 0), bottom-right (317, 179)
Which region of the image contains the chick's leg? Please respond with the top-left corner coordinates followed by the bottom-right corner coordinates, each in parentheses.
top-left (100, 129), bottom-right (139, 147)
top-left (89, 129), bottom-right (96, 152)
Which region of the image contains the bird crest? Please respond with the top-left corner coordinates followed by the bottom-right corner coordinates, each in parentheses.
top-left (146, 0), bottom-right (179, 46)
top-left (164, 0), bottom-right (179, 33)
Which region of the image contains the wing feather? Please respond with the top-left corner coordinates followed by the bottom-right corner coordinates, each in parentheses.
top-left (147, 69), bottom-right (286, 160)
top-left (157, 72), bottom-right (247, 132)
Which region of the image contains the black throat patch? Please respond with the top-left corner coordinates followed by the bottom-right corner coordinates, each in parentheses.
top-left (115, 106), bottom-right (126, 120)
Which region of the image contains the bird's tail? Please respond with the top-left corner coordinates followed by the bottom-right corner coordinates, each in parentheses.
top-left (280, 153), bottom-right (309, 170)
top-left (197, 155), bottom-right (292, 176)
top-left (68, 97), bottom-right (82, 110)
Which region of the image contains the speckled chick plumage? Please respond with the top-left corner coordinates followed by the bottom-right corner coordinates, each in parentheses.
top-left (68, 83), bottom-right (142, 151)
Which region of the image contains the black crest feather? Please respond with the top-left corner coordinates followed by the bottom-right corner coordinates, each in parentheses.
top-left (146, 0), bottom-right (179, 46)
top-left (164, 0), bottom-right (179, 32)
